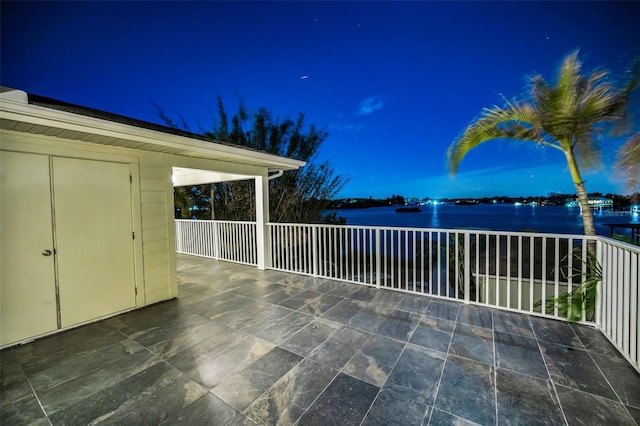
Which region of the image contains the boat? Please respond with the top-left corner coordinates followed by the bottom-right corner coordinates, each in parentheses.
top-left (395, 206), bottom-right (421, 213)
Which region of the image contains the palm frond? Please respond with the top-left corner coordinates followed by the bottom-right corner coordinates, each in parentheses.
top-left (448, 102), bottom-right (553, 174)
top-left (616, 132), bottom-right (640, 190)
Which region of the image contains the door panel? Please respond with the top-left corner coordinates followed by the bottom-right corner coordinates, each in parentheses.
top-left (53, 157), bottom-right (136, 327)
top-left (1, 151), bottom-right (57, 345)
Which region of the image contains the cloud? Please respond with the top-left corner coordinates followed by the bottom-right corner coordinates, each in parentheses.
top-left (356, 96), bottom-right (384, 115)
top-left (330, 123), bottom-right (364, 131)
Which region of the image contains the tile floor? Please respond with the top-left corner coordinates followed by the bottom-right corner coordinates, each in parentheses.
top-left (1, 254), bottom-right (639, 425)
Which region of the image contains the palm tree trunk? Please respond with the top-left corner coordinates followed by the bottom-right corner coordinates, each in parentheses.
top-left (565, 150), bottom-right (596, 237)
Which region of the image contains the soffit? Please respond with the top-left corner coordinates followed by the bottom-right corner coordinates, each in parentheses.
top-left (0, 97), bottom-right (305, 172)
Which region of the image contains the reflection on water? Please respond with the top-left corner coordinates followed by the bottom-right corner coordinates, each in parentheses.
top-left (431, 205), bottom-right (440, 228)
top-left (329, 204), bottom-right (628, 236)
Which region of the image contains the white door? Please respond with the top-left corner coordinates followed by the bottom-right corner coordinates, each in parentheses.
top-left (53, 157), bottom-right (136, 327)
top-left (1, 152), bottom-right (58, 345)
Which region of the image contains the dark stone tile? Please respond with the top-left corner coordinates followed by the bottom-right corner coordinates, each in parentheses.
top-left (555, 384), bottom-right (636, 426)
top-left (179, 291), bottom-right (238, 316)
top-left (166, 326), bottom-right (251, 375)
top-left (496, 368), bottom-right (564, 425)
top-left (298, 373), bottom-right (379, 426)
top-left (227, 413), bottom-right (258, 425)
top-left (377, 309), bottom-right (421, 342)
top-left (457, 305), bottom-right (493, 329)
top-left (327, 282), bottom-right (359, 298)
top-left (344, 335), bottom-right (405, 387)
top-left (212, 300), bottom-right (275, 329)
top-left (449, 323), bottom-right (494, 366)
top-left (349, 286), bottom-right (378, 303)
top-left (321, 299), bottom-right (366, 324)
top-left (160, 392), bottom-right (240, 425)
top-left (240, 282), bottom-right (288, 300)
top-left (11, 321), bottom-right (123, 375)
top-left (309, 326), bottom-right (370, 370)
top-left (591, 352), bottom-right (640, 408)
top-left (362, 388), bottom-right (429, 425)
top-left (106, 301), bottom-right (195, 336)
top-left (184, 336), bottom-right (274, 389)
top-left (429, 408), bottom-right (481, 425)
top-left (424, 299), bottom-right (459, 322)
top-left (371, 290), bottom-right (407, 309)
top-left (0, 395), bottom-right (47, 425)
top-left (29, 338), bottom-right (145, 392)
top-left (36, 348), bottom-right (161, 414)
top-left (199, 296), bottom-right (259, 320)
top-left (132, 314), bottom-right (218, 348)
top-left (253, 311), bottom-right (314, 344)
top-left (243, 359), bottom-right (338, 425)
top-left (260, 286), bottom-right (305, 304)
top-left (291, 276), bottom-right (326, 293)
top-left (434, 355), bottom-right (495, 425)
top-left (279, 319), bottom-right (340, 357)
top-left (302, 278), bottom-right (341, 293)
top-left (231, 304), bottom-right (292, 334)
top-left (539, 340), bottom-right (617, 400)
top-left (410, 316), bottom-right (455, 353)
top-left (627, 405), bottom-right (640, 424)
top-left (570, 323), bottom-right (621, 357)
top-left (298, 293), bottom-right (344, 316)
top-left (529, 316), bottom-right (583, 348)
top-left (348, 304), bottom-right (393, 333)
top-left (228, 279), bottom-right (265, 296)
top-left (49, 361), bottom-right (206, 425)
top-left (145, 320), bottom-right (232, 358)
top-left (212, 347), bottom-right (303, 411)
top-left (384, 344), bottom-right (446, 405)
top-left (278, 290), bottom-right (323, 311)
top-left (494, 330), bottom-right (548, 379)
top-left (0, 354), bottom-right (32, 409)
top-left (492, 310), bottom-right (533, 338)
top-left (396, 294), bottom-right (431, 314)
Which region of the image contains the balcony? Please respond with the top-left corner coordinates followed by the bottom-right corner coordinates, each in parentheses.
top-left (2, 253), bottom-right (639, 425)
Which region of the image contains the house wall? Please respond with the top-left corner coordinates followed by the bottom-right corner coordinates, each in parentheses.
top-left (0, 128), bottom-right (267, 345)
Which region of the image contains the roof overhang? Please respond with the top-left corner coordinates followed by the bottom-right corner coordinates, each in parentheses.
top-left (0, 88), bottom-right (306, 173)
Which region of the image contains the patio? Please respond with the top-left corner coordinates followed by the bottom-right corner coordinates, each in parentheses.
top-left (2, 254), bottom-right (639, 425)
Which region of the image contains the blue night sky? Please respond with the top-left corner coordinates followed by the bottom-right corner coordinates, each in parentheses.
top-left (2, 1), bottom-right (639, 199)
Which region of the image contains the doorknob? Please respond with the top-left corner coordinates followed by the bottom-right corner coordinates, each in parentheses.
top-left (42, 249), bottom-right (52, 256)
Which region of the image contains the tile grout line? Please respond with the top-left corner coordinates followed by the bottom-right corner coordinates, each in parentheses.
top-left (355, 298), bottom-right (435, 425)
top-left (492, 310), bottom-right (499, 426)
top-left (528, 315), bottom-right (570, 426)
top-left (426, 302), bottom-right (461, 424)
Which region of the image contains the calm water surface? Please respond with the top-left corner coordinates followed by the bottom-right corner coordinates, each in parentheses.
top-left (329, 204), bottom-right (638, 236)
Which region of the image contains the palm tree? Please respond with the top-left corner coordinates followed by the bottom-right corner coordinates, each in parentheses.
top-left (448, 52), bottom-right (639, 236)
top-left (616, 132), bottom-right (640, 191)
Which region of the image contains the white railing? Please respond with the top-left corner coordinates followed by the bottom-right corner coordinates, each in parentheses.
top-left (267, 223), bottom-right (596, 319)
top-left (174, 220), bottom-right (639, 372)
top-left (597, 237), bottom-right (640, 371)
top-left (175, 219), bottom-right (257, 265)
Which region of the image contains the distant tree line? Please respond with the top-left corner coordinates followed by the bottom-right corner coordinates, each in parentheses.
top-left (328, 192), bottom-right (639, 210)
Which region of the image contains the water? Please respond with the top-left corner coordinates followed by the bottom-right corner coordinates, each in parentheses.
top-left (329, 204), bottom-right (638, 236)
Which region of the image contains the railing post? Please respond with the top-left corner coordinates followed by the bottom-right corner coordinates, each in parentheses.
top-left (464, 232), bottom-right (471, 304)
top-left (255, 175), bottom-right (269, 270)
top-left (175, 220), bottom-right (182, 253)
top-left (595, 237), bottom-right (603, 328)
top-left (312, 225), bottom-right (319, 277)
top-left (376, 228), bottom-right (381, 289)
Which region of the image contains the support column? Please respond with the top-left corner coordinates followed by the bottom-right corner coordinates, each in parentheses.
top-left (255, 174), bottom-right (270, 270)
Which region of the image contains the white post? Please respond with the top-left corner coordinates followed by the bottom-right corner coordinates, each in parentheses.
top-left (255, 174), bottom-right (269, 270)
